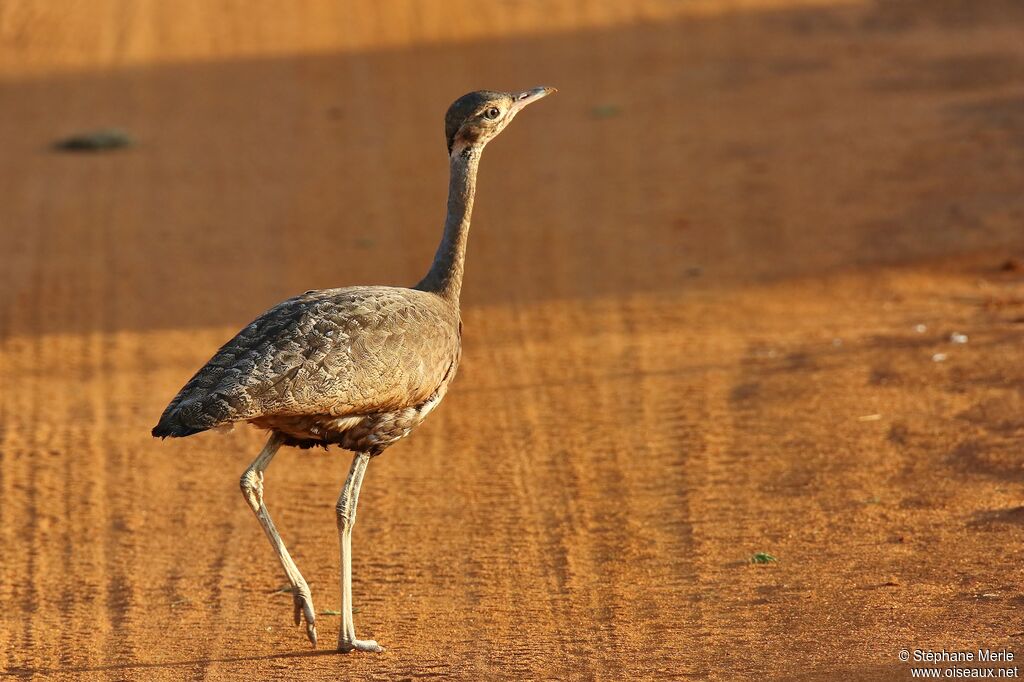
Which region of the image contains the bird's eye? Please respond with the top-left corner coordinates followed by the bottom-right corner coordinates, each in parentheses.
top-left (484, 107), bottom-right (501, 120)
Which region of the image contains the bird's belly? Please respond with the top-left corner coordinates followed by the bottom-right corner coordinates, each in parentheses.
top-left (251, 385), bottom-right (450, 454)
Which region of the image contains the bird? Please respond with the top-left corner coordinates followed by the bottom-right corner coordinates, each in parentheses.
top-left (152, 86), bottom-right (556, 653)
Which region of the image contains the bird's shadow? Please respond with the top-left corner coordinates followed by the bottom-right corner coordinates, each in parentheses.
top-left (2, 649), bottom-right (342, 678)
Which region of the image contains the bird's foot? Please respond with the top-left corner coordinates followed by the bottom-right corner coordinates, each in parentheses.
top-left (339, 638), bottom-right (385, 653)
top-left (293, 589), bottom-right (317, 647)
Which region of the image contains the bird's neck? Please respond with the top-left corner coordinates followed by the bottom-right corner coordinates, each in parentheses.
top-left (417, 146), bottom-right (481, 302)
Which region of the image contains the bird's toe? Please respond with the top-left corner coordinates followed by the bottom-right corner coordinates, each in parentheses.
top-left (293, 591), bottom-right (317, 647)
top-left (339, 638), bottom-right (385, 653)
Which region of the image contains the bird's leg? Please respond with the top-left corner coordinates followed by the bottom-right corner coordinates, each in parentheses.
top-left (239, 432), bottom-right (317, 647)
top-left (336, 452), bottom-right (382, 653)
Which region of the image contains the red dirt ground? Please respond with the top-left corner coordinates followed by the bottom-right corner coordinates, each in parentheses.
top-left (1, 1), bottom-right (1023, 680)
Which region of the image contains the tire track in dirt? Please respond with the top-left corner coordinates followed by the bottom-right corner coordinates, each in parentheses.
top-left (0, 149), bottom-right (48, 674)
top-left (414, 296), bottom-right (730, 678)
top-left (2, 164), bottom-right (82, 674)
top-left (57, 334), bottom-right (110, 674)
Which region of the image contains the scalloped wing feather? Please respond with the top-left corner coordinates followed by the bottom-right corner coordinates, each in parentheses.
top-left (152, 286), bottom-right (460, 437)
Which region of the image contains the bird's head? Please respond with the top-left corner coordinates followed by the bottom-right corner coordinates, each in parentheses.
top-left (445, 86), bottom-right (556, 156)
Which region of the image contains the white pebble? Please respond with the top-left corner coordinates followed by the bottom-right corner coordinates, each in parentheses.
top-left (932, 353), bottom-right (947, 362)
top-left (950, 332), bottom-right (968, 344)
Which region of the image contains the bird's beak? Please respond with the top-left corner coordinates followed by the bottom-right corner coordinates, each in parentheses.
top-left (509, 86), bottom-right (557, 114)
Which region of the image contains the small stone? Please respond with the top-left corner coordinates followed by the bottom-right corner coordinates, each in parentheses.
top-left (54, 128), bottom-right (134, 152)
top-left (591, 104), bottom-right (622, 118)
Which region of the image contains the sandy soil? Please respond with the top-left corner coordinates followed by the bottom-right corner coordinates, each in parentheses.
top-left (1, 1), bottom-right (1023, 679)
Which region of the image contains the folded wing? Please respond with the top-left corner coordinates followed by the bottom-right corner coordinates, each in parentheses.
top-left (152, 286), bottom-right (460, 438)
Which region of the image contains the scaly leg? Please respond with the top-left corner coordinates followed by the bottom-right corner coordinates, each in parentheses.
top-left (239, 432), bottom-right (317, 647)
top-left (336, 452), bottom-right (383, 653)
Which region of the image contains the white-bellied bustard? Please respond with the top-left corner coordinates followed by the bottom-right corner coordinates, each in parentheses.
top-left (153, 87), bottom-right (556, 653)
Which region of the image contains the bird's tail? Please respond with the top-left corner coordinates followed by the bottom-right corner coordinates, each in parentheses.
top-left (152, 404), bottom-right (213, 439)
top-left (152, 420), bottom-right (209, 439)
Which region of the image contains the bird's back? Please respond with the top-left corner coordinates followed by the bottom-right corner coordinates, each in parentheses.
top-left (153, 286), bottom-right (461, 440)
